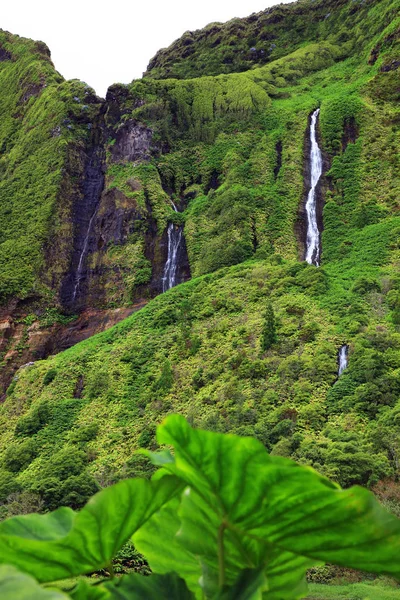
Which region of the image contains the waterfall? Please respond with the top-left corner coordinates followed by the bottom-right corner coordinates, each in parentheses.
top-left (305, 108), bottom-right (323, 266)
top-left (72, 209), bottom-right (98, 302)
top-left (162, 202), bottom-right (183, 292)
top-left (338, 344), bottom-right (349, 376)
top-left (71, 149), bottom-right (104, 304)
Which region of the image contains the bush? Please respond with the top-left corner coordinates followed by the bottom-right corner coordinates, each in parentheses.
top-left (352, 277), bottom-right (381, 295)
top-left (14, 401), bottom-right (51, 437)
top-left (43, 368), bottom-right (57, 386)
top-left (261, 302), bottom-right (276, 351)
top-left (3, 439), bottom-right (37, 473)
top-left (0, 470), bottom-right (20, 503)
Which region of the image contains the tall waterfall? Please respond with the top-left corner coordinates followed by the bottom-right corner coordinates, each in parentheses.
top-left (162, 202), bottom-right (183, 292)
top-left (338, 345), bottom-right (349, 376)
top-left (70, 146), bottom-right (104, 305)
top-left (305, 108), bottom-right (323, 266)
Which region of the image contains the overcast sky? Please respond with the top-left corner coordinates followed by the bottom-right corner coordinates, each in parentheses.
top-left (2, 0), bottom-right (294, 97)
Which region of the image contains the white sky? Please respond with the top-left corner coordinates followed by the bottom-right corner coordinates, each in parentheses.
top-left (2, 0), bottom-right (295, 98)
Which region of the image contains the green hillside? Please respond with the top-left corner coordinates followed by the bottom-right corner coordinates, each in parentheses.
top-left (0, 0), bottom-right (399, 525)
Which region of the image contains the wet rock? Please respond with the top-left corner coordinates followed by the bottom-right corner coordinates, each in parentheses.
top-left (111, 121), bottom-right (153, 163)
top-left (381, 60), bottom-right (400, 72)
top-left (0, 46), bottom-right (12, 61)
top-left (19, 81), bottom-right (45, 104)
top-left (342, 117), bottom-right (359, 151)
top-left (34, 41), bottom-right (51, 59)
top-left (51, 126), bottom-right (61, 137)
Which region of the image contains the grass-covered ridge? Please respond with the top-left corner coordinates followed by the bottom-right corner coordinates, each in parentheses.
top-left (144, 0), bottom-right (398, 80)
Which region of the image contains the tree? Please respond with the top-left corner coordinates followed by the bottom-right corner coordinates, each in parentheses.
top-left (261, 301), bottom-right (277, 351)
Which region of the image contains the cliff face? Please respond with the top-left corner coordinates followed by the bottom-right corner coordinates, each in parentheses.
top-left (0, 0), bottom-right (399, 509)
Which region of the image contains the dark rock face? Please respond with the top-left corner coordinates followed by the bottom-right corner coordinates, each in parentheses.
top-left (381, 59), bottom-right (400, 72)
top-left (111, 121), bottom-right (153, 163)
top-left (19, 81), bottom-right (45, 104)
top-left (0, 46), bottom-right (12, 61)
top-left (95, 188), bottom-right (144, 247)
top-left (60, 128), bottom-right (106, 312)
top-left (342, 117), bottom-right (359, 152)
top-left (84, 188), bottom-right (149, 308)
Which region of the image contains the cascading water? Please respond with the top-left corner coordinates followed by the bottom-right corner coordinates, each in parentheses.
top-left (338, 344), bottom-right (349, 376)
top-left (72, 149), bottom-right (104, 303)
top-left (72, 209), bottom-right (98, 302)
top-left (305, 108), bottom-right (323, 266)
top-left (162, 201), bottom-right (183, 292)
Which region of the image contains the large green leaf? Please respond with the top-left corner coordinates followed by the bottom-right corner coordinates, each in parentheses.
top-left (103, 571), bottom-right (194, 599)
top-left (153, 416), bottom-right (400, 581)
top-left (216, 568), bottom-right (268, 600)
top-left (133, 496), bottom-right (204, 599)
top-left (0, 565), bottom-right (68, 599)
top-left (175, 481), bottom-right (314, 598)
top-left (69, 572), bottom-right (195, 600)
top-left (69, 580), bottom-right (109, 600)
top-left (0, 476), bottom-right (182, 582)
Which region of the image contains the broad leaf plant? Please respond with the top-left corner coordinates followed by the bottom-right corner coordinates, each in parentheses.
top-left (0, 415), bottom-right (399, 599)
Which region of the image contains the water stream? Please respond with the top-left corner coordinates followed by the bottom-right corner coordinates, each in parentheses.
top-left (162, 201), bottom-right (184, 292)
top-left (72, 209), bottom-right (98, 302)
top-left (72, 150), bottom-right (104, 303)
top-left (305, 108), bottom-right (323, 266)
top-left (338, 344), bottom-right (349, 376)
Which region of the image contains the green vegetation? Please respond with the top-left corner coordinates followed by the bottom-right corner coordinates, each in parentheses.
top-left (0, 31), bottom-right (101, 303)
top-left (0, 416), bottom-right (400, 598)
top-left (0, 0), bottom-right (398, 310)
top-left (2, 248), bottom-right (400, 508)
top-left (307, 582), bottom-right (400, 599)
top-left (0, 0), bottom-right (399, 594)
top-left (144, 0), bottom-right (397, 81)
top-left (261, 301), bottom-right (276, 351)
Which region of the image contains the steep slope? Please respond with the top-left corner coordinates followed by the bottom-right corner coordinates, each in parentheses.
top-left (145, 0), bottom-right (398, 80)
top-left (0, 33), bottom-right (188, 393)
top-left (0, 0), bottom-right (399, 513)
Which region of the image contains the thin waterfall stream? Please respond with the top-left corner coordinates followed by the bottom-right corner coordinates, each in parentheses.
top-left (338, 344), bottom-right (349, 376)
top-left (305, 108), bottom-right (323, 266)
top-left (72, 209), bottom-right (98, 302)
top-left (71, 147), bottom-right (105, 304)
top-left (162, 201), bottom-right (184, 292)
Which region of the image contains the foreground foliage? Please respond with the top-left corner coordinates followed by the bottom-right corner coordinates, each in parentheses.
top-left (0, 415), bottom-right (399, 599)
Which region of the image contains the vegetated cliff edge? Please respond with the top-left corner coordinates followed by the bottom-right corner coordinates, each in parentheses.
top-left (0, 0), bottom-right (399, 512)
